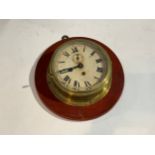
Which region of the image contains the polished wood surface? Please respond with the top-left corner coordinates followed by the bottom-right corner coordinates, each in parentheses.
top-left (35, 37), bottom-right (124, 121)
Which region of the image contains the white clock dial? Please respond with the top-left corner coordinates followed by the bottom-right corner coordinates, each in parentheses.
top-left (49, 39), bottom-right (109, 93)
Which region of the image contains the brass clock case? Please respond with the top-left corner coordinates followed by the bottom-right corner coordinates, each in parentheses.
top-left (46, 38), bottom-right (112, 106)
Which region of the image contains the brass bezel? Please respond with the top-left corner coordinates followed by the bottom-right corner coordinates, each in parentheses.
top-left (46, 38), bottom-right (112, 106)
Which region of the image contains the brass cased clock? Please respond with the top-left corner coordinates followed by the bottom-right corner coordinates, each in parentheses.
top-left (35, 36), bottom-right (124, 121)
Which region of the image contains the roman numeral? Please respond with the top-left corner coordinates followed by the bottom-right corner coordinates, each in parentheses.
top-left (90, 51), bottom-right (95, 56)
top-left (96, 59), bottom-right (102, 63)
top-left (96, 67), bottom-right (104, 73)
top-left (73, 80), bottom-right (80, 89)
top-left (63, 51), bottom-right (70, 57)
top-left (83, 45), bottom-right (86, 52)
top-left (72, 47), bottom-right (78, 53)
top-left (64, 75), bottom-right (71, 85)
top-left (94, 76), bottom-right (100, 80)
top-left (84, 81), bottom-right (91, 88)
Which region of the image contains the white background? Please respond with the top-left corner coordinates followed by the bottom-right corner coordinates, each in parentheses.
top-left (0, 19), bottom-right (155, 134)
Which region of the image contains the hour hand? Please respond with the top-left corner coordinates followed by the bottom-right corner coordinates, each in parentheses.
top-left (57, 63), bottom-right (84, 74)
top-left (57, 67), bottom-right (73, 74)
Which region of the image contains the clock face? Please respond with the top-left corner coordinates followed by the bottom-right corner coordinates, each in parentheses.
top-left (47, 39), bottom-right (111, 94)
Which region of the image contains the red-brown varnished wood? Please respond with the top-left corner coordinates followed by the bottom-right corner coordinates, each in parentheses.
top-left (35, 37), bottom-right (124, 121)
